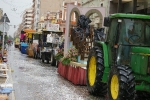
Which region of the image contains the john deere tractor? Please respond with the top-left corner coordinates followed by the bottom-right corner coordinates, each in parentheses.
top-left (87, 13), bottom-right (150, 100)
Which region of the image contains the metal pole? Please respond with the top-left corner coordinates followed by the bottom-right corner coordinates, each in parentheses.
top-left (2, 16), bottom-right (6, 56)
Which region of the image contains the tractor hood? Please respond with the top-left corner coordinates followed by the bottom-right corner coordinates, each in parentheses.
top-left (131, 47), bottom-right (150, 54)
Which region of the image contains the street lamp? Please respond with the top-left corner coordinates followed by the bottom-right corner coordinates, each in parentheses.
top-left (0, 13), bottom-right (10, 56)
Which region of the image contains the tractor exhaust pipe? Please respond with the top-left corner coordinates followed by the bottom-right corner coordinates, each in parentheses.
top-left (132, 0), bottom-right (137, 14)
top-left (117, 0), bottom-right (137, 14)
top-left (117, 0), bottom-right (122, 13)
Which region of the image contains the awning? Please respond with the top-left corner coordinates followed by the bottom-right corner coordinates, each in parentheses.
top-left (24, 29), bottom-right (36, 33)
top-left (27, 32), bottom-right (42, 34)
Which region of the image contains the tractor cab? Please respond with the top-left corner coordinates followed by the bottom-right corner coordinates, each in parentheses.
top-left (105, 14), bottom-right (150, 66)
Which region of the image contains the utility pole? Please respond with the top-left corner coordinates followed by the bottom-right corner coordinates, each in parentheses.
top-left (2, 15), bottom-right (6, 56)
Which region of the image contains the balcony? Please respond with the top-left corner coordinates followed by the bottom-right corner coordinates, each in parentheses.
top-left (32, 3), bottom-right (35, 8)
top-left (25, 18), bottom-right (33, 20)
top-left (25, 24), bottom-right (31, 27)
top-left (24, 21), bottom-right (32, 24)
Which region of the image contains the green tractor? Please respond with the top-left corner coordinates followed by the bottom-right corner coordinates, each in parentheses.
top-left (87, 13), bottom-right (150, 100)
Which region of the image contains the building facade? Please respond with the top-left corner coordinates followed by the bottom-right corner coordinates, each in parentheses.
top-left (36, 0), bottom-right (81, 33)
top-left (0, 8), bottom-right (3, 20)
top-left (22, 8), bottom-right (34, 29)
top-left (81, 0), bottom-right (150, 28)
top-left (82, 0), bottom-right (150, 15)
top-left (32, 0), bottom-right (40, 30)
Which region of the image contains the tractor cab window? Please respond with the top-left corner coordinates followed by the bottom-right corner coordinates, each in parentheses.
top-left (119, 19), bottom-right (144, 45)
top-left (117, 19), bottom-right (145, 65)
top-left (145, 22), bottom-right (150, 45)
top-left (107, 19), bottom-right (118, 46)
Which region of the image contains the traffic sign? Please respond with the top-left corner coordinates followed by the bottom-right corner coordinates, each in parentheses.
top-left (0, 13), bottom-right (10, 23)
top-left (0, 23), bottom-right (10, 32)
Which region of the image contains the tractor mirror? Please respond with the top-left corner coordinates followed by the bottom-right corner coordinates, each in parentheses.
top-left (104, 17), bottom-right (110, 27)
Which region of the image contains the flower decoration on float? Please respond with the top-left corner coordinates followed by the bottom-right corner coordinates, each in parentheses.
top-left (55, 48), bottom-right (64, 61)
top-left (62, 46), bottom-right (78, 65)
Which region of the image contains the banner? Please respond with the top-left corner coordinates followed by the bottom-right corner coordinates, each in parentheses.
top-left (46, 23), bottom-right (59, 31)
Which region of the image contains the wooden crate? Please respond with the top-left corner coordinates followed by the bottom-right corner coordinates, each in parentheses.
top-left (28, 49), bottom-right (34, 57)
top-left (0, 94), bottom-right (8, 100)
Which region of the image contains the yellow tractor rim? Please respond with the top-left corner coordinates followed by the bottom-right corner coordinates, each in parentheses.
top-left (88, 56), bottom-right (96, 86)
top-left (111, 74), bottom-right (119, 100)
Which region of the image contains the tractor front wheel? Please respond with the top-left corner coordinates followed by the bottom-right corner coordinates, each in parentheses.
top-left (108, 65), bottom-right (135, 100)
top-left (86, 46), bottom-right (107, 96)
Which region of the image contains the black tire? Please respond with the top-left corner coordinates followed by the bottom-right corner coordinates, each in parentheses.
top-left (46, 59), bottom-right (49, 64)
top-left (136, 91), bottom-right (150, 100)
top-left (41, 54), bottom-right (44, 63)
top-left (42, 59), bottom-right (44, 63)
top-left (51, 52), bottom-right (56, 66)
top-left (86, 46), bottom-right (107, 96)
top-left (33, 53), bottom-right (36, 59)
top-left (108, 65), bottom-right (135, 100)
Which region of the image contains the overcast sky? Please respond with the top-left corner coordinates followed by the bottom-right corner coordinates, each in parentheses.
top-left (0, 0), bottom-right (33, 37)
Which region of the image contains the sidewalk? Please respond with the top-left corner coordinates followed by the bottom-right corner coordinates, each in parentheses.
top-left (7, 66), bottom-right (15, 100)
top-left (0, 64), bottom-right (15, 100)
top-left (0, 45), bottom-right (16, 100)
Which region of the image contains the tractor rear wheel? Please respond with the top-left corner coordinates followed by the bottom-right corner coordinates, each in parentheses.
top-left (86, 46), bottom-right (107, 96)
top-left (108, 65), bottom-right (135, 100)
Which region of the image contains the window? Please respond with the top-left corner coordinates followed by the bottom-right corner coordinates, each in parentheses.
top-left (119, 19), bottom-right (145, 45)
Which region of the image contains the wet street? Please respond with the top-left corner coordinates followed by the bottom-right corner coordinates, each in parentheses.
top-left (7, 46), bottom-right (104, 100)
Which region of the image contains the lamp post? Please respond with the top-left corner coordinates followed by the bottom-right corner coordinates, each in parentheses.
top-left (2, 15), bottom-right (6, 56)
top-left (0, 13), bottom-right (10, 56)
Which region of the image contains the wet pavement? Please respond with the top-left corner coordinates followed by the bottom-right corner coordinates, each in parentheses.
top-left (8, 46), bottom-right (105, 100)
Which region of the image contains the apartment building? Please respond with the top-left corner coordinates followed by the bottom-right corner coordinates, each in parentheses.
top-left (32, 0), bottom-right (40, 30)
top-left (22, 8), bottom-right (34, 29)
top-left (0, 8), bottom-right (3, 20)
top-left (34, 0), bottom-right (81, 32)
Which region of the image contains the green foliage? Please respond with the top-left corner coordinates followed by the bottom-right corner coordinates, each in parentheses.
top-left (61, 47), bottom-right (78, 65)
top-left (62, 58), bottom-right (71, 65)
top-left (55, 48), bottom-right (64, 61)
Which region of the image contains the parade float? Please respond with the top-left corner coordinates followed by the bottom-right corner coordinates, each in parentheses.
top-left (39, 23), bottom-right (63, 66)
top-left (25, 31), bottom-right (42, 57)
top-left (56, 4), bottom-right (106, 85)
top-left (14, 37), bottom-right (20, 48)
top-left (19, 29), bottom-right (36, 54)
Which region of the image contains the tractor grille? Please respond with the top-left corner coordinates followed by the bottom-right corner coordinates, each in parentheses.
top-left (148, 57), bottom-right (150, 74)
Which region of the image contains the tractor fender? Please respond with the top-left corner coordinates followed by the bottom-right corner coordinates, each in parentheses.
top-left (96, 41), bottom-right (110, 82)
